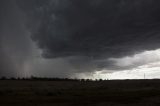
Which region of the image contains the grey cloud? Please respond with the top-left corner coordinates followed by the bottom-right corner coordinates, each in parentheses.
top-left (0, 0), bottom-right (36, 77)
top-left (2, 0), bottom-right (160, 77)
top-left (16, 0), bottom-right (160, 72)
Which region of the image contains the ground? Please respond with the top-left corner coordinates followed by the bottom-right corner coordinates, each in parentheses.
top-left (0, 80), bottom-right (160, 106)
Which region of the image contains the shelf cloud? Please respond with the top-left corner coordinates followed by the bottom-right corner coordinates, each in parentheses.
top-left (1, 0), bottom-right (160, 77)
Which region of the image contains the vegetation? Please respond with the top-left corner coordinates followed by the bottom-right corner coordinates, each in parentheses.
top-left (0, 76), bottom-right (101, 82)
top-left (0, 77), bottom-right (160, 105)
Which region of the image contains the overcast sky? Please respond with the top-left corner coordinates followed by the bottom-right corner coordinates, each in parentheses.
top-left (1, 0), bottom-right (160, 79)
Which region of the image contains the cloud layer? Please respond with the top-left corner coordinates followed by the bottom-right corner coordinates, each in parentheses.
top-left (26, 0), bottom-right (160, 58)
top-left (1, 0), bottom-right (160, 77)
top-left (21, 0), bottom-right (160, 71)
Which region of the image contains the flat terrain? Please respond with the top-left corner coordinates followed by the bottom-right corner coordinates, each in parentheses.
top-left (0, 80), bottom-right (160, 106)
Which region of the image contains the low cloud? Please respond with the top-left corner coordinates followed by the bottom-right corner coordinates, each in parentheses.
top-left (1, 0), bottom-right (160, 77)
top-left (109, 49), bottom-right (160, 70)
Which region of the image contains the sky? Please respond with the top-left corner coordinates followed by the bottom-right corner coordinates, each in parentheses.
top-left (1, 0), bottom-right (160, 79)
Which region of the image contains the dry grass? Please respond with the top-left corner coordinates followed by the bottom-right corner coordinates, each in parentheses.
top-left (0, 80), bottom-right (160, 106)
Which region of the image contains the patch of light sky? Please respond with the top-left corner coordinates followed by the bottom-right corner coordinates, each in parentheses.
top-left (73, 49), bottom-right (160, 79)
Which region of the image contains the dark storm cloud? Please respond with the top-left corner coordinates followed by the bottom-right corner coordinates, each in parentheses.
top-left (2, 0), bottom-right (160, 77)
top-left (0, 0), bottom-right (16, 76)
top-left (0, 0), bottom-right (36, 77)
top-left (16, 0), bottom-right (160, 72)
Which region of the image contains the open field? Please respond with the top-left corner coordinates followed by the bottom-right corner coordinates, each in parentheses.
top-left (0, 80), bottom-right (160, 106)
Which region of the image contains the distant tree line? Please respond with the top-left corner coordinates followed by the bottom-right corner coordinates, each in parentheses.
top-left (0, 76), bottom-right (105, 82)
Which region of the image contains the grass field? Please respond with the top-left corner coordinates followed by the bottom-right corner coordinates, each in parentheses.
top-left (0, 80), bottom-right (160, 106)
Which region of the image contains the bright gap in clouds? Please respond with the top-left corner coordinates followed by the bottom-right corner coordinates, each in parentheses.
top-left (74, 49), bottom-right (160, 79)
